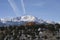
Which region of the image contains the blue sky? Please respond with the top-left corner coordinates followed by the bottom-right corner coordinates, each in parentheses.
top-left (0, 0), bottom-right (60, 22)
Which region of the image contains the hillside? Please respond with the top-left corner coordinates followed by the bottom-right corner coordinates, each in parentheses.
top-left (0, 15), bottom-right (60, 40)
top-left (0, 21), bottom-right (60, 40)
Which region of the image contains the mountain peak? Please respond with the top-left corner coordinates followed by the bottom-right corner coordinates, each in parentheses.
top-left (0, 15), bottom-right (59, 26)
top-left (20, 15), bottom-right (38, 22)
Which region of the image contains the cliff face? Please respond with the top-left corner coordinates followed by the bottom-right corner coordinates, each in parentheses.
top-left (24, 22), bottom-right (36, 26)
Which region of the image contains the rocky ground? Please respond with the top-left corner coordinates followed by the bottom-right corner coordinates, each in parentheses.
top-left (0, 22), bottom-right (60, 40)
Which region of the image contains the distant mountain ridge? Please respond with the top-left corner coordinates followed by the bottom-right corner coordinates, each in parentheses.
top-left (0, 15), bottom-right (59, 26)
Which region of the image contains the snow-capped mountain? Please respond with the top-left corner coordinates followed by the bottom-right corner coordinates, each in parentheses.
top-left (45, 20), bottom-right (56, 24)
top-left (20, 15), bottom-right (38, 22)
top-left (0, 15), bottom-right (58, 26)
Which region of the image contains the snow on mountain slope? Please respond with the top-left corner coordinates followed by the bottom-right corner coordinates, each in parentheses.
top-left (20, 15), bottom-right (38, 22)
top-left (0, 15), bottom-right (58, 26)
top-left (45, 20), bottom-right (56, 24)
top-left (57, 22), bottom-right (60, 24)
top-left (12, 17), bottom-right (21, 22)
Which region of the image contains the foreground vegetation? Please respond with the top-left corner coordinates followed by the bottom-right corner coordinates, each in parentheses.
top-left (0, 22), bottom-right (60, 40)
